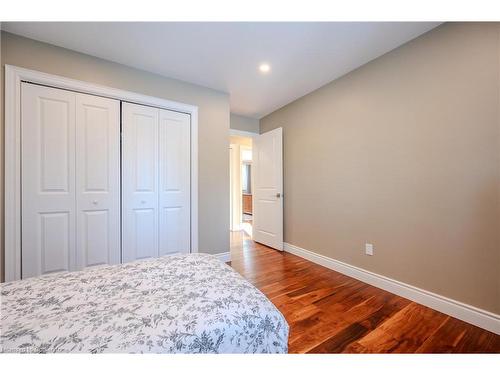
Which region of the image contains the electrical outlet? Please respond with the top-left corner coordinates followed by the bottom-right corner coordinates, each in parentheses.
top-left (365, 243), bottom-right (374, 256)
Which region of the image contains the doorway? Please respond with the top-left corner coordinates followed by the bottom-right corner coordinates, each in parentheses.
top-left (229, 127), bottom-right (283, 251)
top-left (229, 131), bottom-right (254, 237)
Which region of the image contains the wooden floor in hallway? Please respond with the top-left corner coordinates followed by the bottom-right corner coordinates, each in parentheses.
top-left (228, 231), bottom-right (500, 353)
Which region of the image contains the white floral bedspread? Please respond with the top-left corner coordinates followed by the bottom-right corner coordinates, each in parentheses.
top-left (0, 254), bottom-right (288, 353)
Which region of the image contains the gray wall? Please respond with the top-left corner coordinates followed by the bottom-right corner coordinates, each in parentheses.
top-left (1, 31), bottom-right (231, 280)
top-left (260, 23), bottom-right (500, 314)
top-left (230, 113), bottom-right (259, 133)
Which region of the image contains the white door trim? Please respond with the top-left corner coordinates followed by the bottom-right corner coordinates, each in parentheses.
top-left (229, 144), bottom-right (242, 232)
top-left (4, 64), bottom-right (199, 281)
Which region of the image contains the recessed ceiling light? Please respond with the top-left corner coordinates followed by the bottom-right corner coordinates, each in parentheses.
top-left (259, 63), bottom-right (271, 73)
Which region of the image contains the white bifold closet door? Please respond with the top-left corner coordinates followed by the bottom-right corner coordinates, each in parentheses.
top-left (122, 102), bottom-right (191, 262)
top-left (21, 83), bottom-right (120, 278)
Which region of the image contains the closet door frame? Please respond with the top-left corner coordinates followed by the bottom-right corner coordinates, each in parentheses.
top-left (4, 65), bottom-right (199, 281)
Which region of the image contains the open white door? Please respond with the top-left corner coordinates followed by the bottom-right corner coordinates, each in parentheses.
top-left (253, 127), bottom-right (283, 250)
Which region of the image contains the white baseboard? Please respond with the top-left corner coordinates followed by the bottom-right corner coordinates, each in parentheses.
top-left (214, 251), bottom-right (231, 263)
top-left (284, 242), bottom-right (500, 335)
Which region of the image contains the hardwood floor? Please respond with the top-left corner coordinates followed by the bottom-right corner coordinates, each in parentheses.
top-left (228, 231), bottom-right (500, 353)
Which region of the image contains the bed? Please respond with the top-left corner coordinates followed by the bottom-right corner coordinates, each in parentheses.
top-left (0, 253), bottom-right (289, 353)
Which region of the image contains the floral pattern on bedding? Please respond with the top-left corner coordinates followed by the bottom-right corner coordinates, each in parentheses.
top-left (0, 254), bottom-right (288, 353)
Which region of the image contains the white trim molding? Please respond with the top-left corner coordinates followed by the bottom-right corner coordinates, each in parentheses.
top-left (214, 252), bottom-right (231, 264)
top-left (284, 242), bottom-right (500, 335)
top-left (229, 144), bottom-right (242, 232)
top-left (4, 65), bottom-right (199, 281)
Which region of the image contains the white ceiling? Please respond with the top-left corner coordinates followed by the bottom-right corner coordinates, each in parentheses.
top-left (2, 22), bottom-right (440, 118)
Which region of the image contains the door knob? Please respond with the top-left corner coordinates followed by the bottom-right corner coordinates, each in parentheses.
top-left (276, 193), bottom-right (282, 198)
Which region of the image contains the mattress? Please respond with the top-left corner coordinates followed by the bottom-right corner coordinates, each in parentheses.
top-left (0, 253), bottom-right (289, 353)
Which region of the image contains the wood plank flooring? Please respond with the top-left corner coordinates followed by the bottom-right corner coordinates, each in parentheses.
top-left (228, 231), bottom-right (500, 353)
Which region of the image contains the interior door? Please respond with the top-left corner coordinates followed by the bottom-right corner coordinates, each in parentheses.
top-left (76, 93), bottom-right (120, 268)
top-left (21, 83), bottom-right (77, 277)
top-left (122, 102), bottom-right (160, 262)
top-left (158, 109), bottom-right (191, 255)
top-left (253, 127), bottom-right (283, 250)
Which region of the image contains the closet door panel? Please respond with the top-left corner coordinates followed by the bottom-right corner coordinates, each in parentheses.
top-left (39, 212), bottom-right (71, 274)
top-left (82, 210), bottom-right (110, 266)
top-left (76, 93), bottom-right (120, 268)
top-left (22, 83), bottom-right (76, 278)
top-left (133, 208), bottom-right (157, 259)
top-left (122, 103), bottom-right (159, 262)
top-left (159, 110), bottom-right (191, 255)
